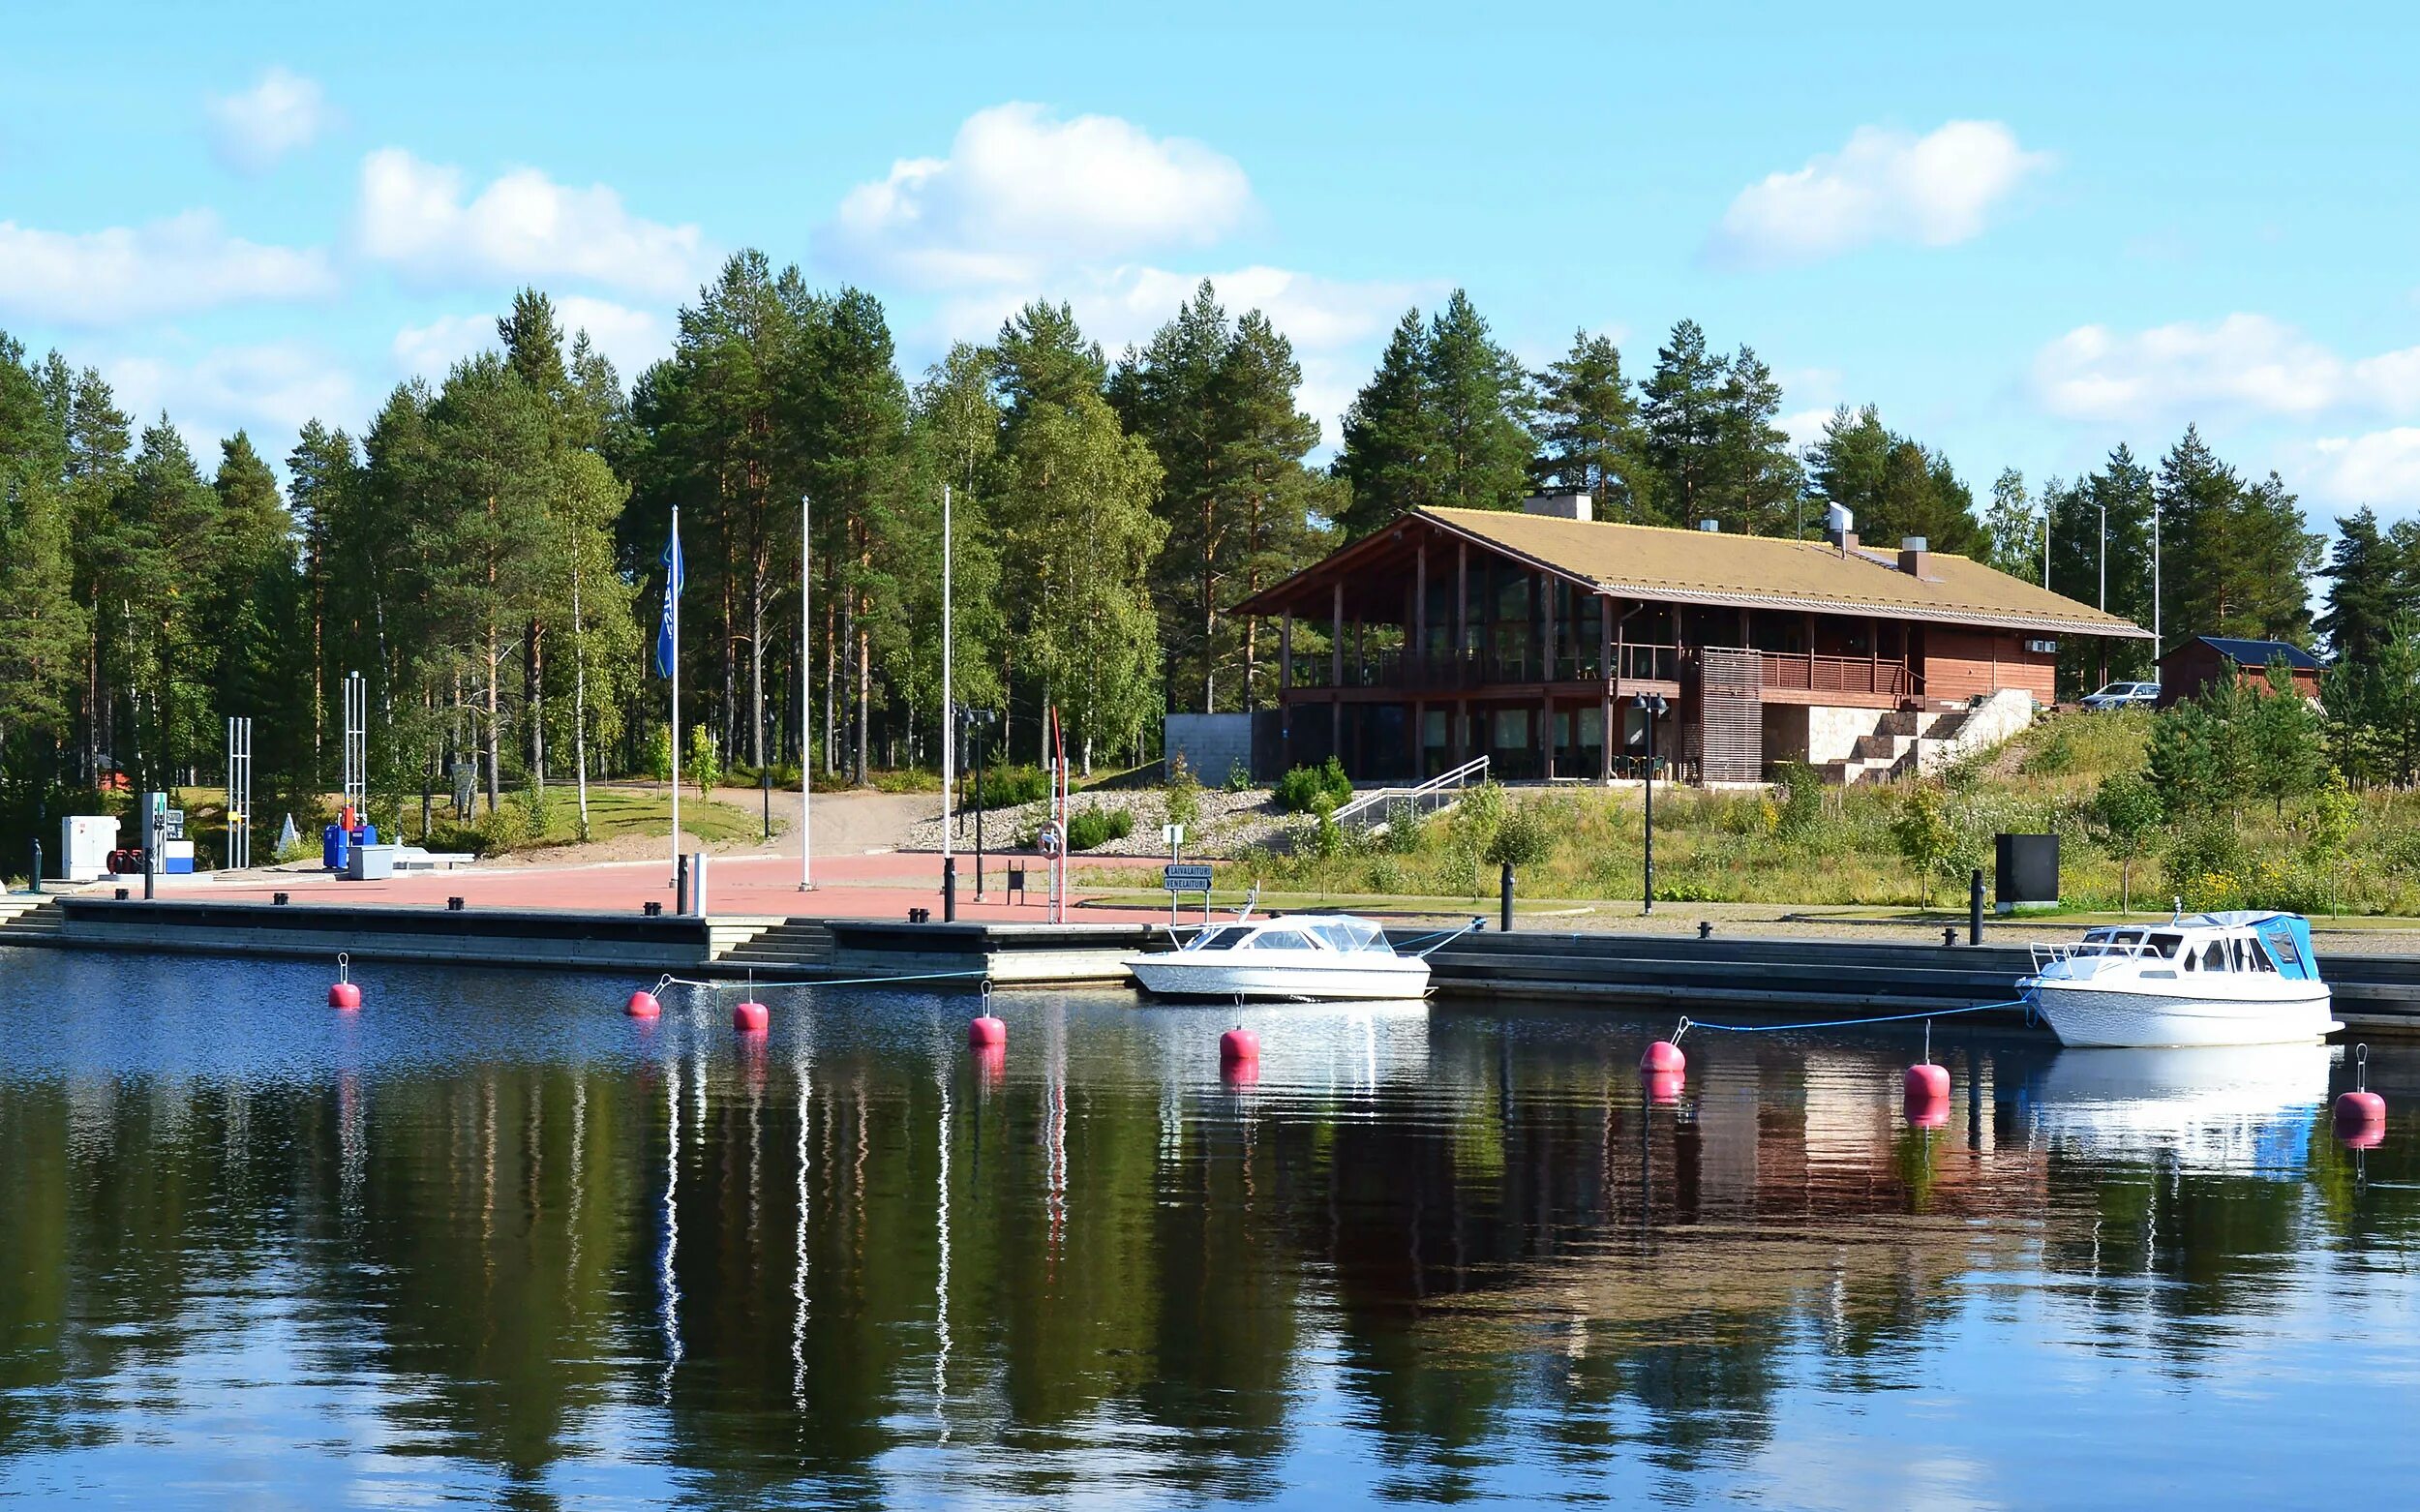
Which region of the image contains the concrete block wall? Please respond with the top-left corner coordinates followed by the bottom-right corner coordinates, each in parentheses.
top-left (1164, 713), bottom-right (1254, 785)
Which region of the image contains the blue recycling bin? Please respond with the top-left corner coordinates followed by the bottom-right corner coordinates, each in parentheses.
top-left (358, 822), bottom-right (378, 847)
top-left (323, 823), bottom-right (349, 872)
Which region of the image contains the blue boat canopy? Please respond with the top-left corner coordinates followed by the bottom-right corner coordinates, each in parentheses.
top-left (2196, 910), bottom-right (2321, 981)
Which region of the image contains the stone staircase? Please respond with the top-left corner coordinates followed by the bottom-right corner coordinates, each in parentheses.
top-left (0, 896), bottom-right (64, 945)
top-left (715, 918), bottom-right (836, 970)
top-left (1816, 690), bottom-right (2029, 785)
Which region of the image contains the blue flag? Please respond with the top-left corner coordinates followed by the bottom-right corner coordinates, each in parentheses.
top-left (654, 518), bottom-right (683, 678)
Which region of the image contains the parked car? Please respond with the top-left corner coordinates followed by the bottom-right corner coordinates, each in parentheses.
top-left (2080, 680), bottom-right (2160, 711)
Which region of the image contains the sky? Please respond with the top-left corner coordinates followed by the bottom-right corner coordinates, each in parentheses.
top-left (6, 0), bottom-right (2419, 532)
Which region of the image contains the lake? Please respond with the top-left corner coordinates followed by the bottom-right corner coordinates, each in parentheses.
top-left (1, 947), bottom-right (2414, 1508)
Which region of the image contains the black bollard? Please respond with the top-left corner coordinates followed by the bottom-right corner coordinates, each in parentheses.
top-left (30, 838), bottom-right (42, 894)
top-left (943, 856), bottom-right (958, 922)
top-left (1499, 862), bottom-right (1515, 933)
top-left (1969, 868), bottom-right (1984, 945)
top-left (675, 854), bottom-right (688, 916)
top-left (1698, 920), bottom-right (1713, 940)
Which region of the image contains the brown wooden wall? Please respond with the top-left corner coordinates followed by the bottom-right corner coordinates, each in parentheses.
top-left (1921, 628), bottom-right (2058, 704)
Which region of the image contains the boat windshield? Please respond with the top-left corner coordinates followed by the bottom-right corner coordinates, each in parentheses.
top-left (1304, 920), bottom-right (1390, 954)
top-left (2077, 928), bottom-right (2149, 956)
top-left (1250, 929), bottom-right (1316, 951)
top-left (1192, 925), bottom-right (1256, 952)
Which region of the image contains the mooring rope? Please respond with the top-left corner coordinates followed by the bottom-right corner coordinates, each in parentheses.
top-left (1669, 998), bottom-right (2031, 1043)
top-left (650, 968), bottom-right (993, 994)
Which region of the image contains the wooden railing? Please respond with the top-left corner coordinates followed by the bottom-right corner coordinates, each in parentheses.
top-left (1285, 644), bottom-right (1909, 697)
top-left (1757, 650), bottom-right (1912, 697)
top-left (1288, 644), bottom-right (1684, 691)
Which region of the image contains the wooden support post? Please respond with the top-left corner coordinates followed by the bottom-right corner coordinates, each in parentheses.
top-left (1870, 616), bottom-right (1880, 696)
top-left (1331, 582), bottom-right (1345, 764)
top-left (1599, 593), bottom-right (1616, 782)
top-left (1542, 692), bottom-right (1556, 780)
top-left (1456, 539), bottom-right (1468, 681)
top-left (1415, 541), bottom-right (1428, 685)
top-left (1280, 612), bottom-right (1294, 769)
top-left (1542, 570), bottom-right (1558, 684)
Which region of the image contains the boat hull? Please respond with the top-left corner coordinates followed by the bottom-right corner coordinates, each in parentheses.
top-left (2026, 982), bottom-right (2340, 1048)
top-left (1125, 955), bottom-right (1431, 1002)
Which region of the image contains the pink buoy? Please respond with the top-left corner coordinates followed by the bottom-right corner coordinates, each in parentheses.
top-left (1220, 1026), bottom-right (1260, 1064)
top-left (2337, 1044), bottom-right (2387, 1138)
top-left (2337, 1090), bottom-right (2386, 1127)
top-left (328, 953), bottom-right (360, 1010)
top-left (968, 1014), bottom-right (1007, 1048)
top-left (2340, 1111), bottom-right (2386, 1151)
top-left (1222, 1057), bottom-right (1262, 1088)
top-left (1646, 1069), bottom-right (1685, 1105)
top-left (626, 989), bottom-right (662, 1019)
top-left (1904, 1062), bottom-right (1951, 1102)
top-left (1640, 1039), bottom-right (1685, 1074)
top-left (733, 1000), bottom-right (769, 1033)
top-left (1905, 1089), bottom-right (1951, 1129)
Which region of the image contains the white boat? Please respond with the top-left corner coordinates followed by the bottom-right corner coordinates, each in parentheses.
top-left (1126, 914), bottom-right (1438, 1001)
top-left (2019, 910), bottom-right (2340, 1048)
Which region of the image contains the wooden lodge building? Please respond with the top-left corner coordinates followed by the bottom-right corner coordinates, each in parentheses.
top-left (1231, 494), bottom-right (2151, 785)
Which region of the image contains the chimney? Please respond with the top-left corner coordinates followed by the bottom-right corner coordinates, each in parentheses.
top-left (1898, 537), bottom-right (1937, 579)
top-left (1825, 502), bottom-right (1857, 556)
top-left (1698, 519), bottom-right (1720, 532)
top-left (1522, 491), bottom-right (1592, 522)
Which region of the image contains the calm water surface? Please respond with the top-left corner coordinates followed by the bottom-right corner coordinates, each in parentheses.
top-left (3, 948), bottom-right (2416, 1508)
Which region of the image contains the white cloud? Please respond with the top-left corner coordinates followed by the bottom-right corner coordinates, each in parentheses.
top-left (1707, 121), bottom-right (2052, 269)
top-left (394, 294), bottom-right (671, 381)
top-left (1780, 408), bottom-right (1836, 450)
top-left (0, 211), bottom-right (336, 326)
top-left (206, 67), bottom-right (333, 172)
top-left (821, 103), bottom-right (1255, 288)
top-left (105, 343), bottom-right (357, 460)
top-left (2311, 429), bottom-right (2420, 508)
top-left (356, 148), bottom-right (710, 299)
top-left (2033, 314), bottom-right (2420, 424)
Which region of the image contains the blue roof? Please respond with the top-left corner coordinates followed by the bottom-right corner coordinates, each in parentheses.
top-left (2180, 636), bottom-right (2324, 670)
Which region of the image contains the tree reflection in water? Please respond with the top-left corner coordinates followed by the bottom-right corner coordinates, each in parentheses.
top-left (0, 953), bottom-right (2416, 1506)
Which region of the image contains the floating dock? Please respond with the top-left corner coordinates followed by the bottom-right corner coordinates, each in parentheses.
top-left (5, 896), bottom-right (2420, 1032)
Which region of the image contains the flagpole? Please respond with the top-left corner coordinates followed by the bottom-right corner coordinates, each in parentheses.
top-left (813, 488), bottom-right (823, 890)
top-left (941, 483), bottom-right (953, 862)
top-left (669, 503), bottom-right (681, 901)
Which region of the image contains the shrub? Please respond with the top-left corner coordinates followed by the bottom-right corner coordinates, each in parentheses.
top-left (474, 801), bottom-right (531, 857)
top-left (1165, 752), bottom-right (1203, 832)
top-left (1275, 757), bottom-right (1352, 815)
top-left (1065, 804), bottom-right (1134, 851)
top-left (644, 726), bottom-right (675, 783)
top-left (1773, 761), bottom-right (1825, 836)
top-left (2020, 729), bottom-right (2075, 775)
top-left (1223, 760), bottom-right (1253, 794)
top-left (970, 763), bottom-right (1049, 807)
top-left (1484, 799), bottom-right (1559, 869)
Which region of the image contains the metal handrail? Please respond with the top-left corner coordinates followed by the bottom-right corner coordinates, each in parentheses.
top-left (1329, 754), bottom-right (1491, 832)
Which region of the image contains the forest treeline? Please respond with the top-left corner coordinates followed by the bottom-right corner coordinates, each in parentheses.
top-left (0, 256), bottom-right (2374, 856)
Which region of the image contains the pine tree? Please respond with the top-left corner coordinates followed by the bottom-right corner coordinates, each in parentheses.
top-left (1707, 345), bottom-right (1802, 534)
top-left (2160, 427), bottom-right (2320, 645)
top-left (1801, 406), bottom-right (1981, 555)
top-left (1420, 289), bottom-right (1533, 514)
top-left (2317, 507), bottom-right (2409, 665)
top-left (1639, 319), bottom-right (1727, 527)
top-left (1333, 310), bottom-right (1433, 538)
top-left (1528, 330), bottom-right (1648, 521)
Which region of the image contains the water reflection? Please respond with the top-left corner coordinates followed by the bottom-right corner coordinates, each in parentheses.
top-left (0, 952), bottom-right (2416, 1507)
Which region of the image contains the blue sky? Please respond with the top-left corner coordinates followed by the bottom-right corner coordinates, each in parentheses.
top-left (7, 0), bottom-right (2418, 528)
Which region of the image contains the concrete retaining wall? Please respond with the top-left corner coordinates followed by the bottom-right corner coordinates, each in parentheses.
top-left (1164, 713), bottom-right (1253, 786)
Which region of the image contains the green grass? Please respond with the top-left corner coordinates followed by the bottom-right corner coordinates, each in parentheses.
top-left (1189, 709), bottom-right (2420, 919)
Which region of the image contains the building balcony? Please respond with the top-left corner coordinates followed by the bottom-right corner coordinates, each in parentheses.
top-left (1284, 644), bottom-right (1908, 699)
